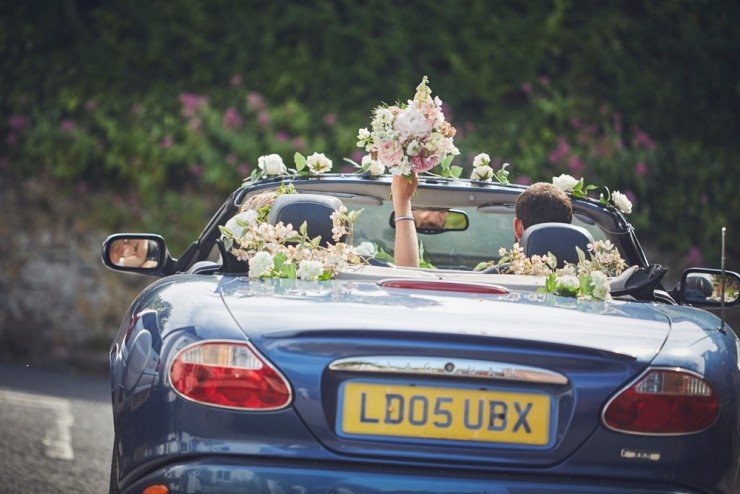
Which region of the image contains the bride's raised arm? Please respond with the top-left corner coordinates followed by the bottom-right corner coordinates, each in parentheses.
top-left (391, 173), bottom-right (420, 268)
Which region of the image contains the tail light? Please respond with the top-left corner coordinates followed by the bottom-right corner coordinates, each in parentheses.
top-left (602, 368), bottom-right (719, 434)
top-left (169, 341), bottom-right (292, 410)
top-left (379, 279), bottom-right (509, 295)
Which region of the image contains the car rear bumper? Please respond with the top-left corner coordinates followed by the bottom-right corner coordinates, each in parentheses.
top-left (122, 456), bottom-right (698, 494)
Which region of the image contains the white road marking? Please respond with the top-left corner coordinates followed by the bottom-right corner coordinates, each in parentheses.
top-left (0, 389), bottom-right (75, 460)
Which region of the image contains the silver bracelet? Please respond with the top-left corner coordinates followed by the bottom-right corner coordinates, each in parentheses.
top-left (394, 215), bottom-right (415, 223)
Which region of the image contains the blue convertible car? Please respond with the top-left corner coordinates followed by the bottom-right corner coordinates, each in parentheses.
top-left (103, 175), bottom-right (740, 493)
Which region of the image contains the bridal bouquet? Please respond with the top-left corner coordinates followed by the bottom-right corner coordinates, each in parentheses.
top-left (357, 76), bottom-right (459, 177)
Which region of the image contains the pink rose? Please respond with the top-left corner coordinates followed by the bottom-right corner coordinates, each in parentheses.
top-left (377, 141), bottom-right (403, 167)
top-left (411, 153), bottom-right (440, 173)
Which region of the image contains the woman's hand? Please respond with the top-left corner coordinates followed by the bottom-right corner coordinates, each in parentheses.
top-left (391, 173), bottom-right (419, 215)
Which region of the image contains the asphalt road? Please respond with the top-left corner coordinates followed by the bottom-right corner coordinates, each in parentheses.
top-left (0, 361), bottom-right (113, 493)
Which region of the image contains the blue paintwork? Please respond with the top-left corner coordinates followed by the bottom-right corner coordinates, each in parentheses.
top-left (123, 456), bottom-right (693, 493)
top-left (109, 274), bottom-right (739, 493)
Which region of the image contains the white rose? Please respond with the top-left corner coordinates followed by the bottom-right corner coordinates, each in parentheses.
top-left (248, 251), bottom-right (274, 278)
top-left (356, 127), bottom-right (371, 148)
top-left (372, 108), bottom-right (394, 134)
top-left (393, 107), bottom-right (432, 142)
top-left (406, 139), bottom-right (421, 156)
top-left (306, 152), bottom-right (332, 174)
top-left (297, 259), bottom-right (324, 281)
top-left (224, 210), bottom-right (258, 238)
top-left (472, 153), bottom-right (490, 168)
top-left (559, 264), bottom-right (577, 276)
top-left (611, 190), bottom-right (633, 214)
top-left (355, 242), bottom-right (377, 257)
top-left (590, 270), bottom-right (611, 300)
top-left (557, 275), bottom-right (580, 291)
top-left (368, 160), bottom-right (385, 176)
top-left (552, 174), bottom-right (579, 192)
top-left (470, 165), bottom-right (494, 181)
top-left (362, 155), bottom-right (385, 176)
top-left (389, 156), bottom-right (412, 176)
top-left (258, 154), bottom-right (287, 176)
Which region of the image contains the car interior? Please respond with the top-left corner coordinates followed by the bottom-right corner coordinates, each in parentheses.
top-left (103, 178), bottom-right (740, 307)
top-left (176, 179), bottom-right (664, 297)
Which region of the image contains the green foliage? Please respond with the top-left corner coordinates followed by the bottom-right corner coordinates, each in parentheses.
top-left (0, 0), bottom-right (737, 265)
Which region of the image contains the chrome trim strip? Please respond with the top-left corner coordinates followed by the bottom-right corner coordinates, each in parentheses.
top-left (329, 356), bottom-right (569, 385)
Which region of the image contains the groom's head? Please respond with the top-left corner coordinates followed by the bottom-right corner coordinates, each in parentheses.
top-left (514, 182), bottom-right (573, 241)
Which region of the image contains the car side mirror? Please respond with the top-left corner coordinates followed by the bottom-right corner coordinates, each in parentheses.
top-left (102, 234), bottom-right (175, 276)
top-left (681, 268), bottom-right (740, 308)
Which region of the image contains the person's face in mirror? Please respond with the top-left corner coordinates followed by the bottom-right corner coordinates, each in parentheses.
top-left (413, 210), bottom-right (448, 229)
top-left (109, 239), bottom-right (128, 264)
top-left (109, 238), bottom-right (150, 267)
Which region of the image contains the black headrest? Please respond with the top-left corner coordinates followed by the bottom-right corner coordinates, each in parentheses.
top-left (520, 222), bottom-right (594, 267)
top-left (685, 274), bottom-right (713, 297)
top-left (267, 194), bottom-right (345, 246)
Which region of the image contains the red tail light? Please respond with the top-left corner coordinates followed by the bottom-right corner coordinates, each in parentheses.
top-left (602, 368), bottom-right (719, 434)
top-left (379, 279), bottom-right (509, 295)
top-left (169, 341), bottom-right (291, 410)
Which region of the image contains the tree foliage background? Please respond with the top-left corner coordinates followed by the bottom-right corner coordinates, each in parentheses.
top-left (2, 0), bottom-right (738, 266)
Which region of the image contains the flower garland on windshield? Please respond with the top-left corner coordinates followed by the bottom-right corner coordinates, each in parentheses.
top-left (476, 240), bottom-right (626, 301)
top-left (220, 186), bottom-right (364, 280)
top-left (550, 173), bottom-right (632, 214)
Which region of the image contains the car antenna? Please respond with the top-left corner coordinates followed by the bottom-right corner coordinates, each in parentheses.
top-left (719, 227), bottom-right (727, 333)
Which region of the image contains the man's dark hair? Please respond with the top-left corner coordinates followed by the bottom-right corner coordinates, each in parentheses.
top-left (515, 182), bottom-right (573, 230)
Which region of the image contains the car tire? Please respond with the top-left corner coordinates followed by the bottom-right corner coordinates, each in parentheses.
top-left (109, 438), bottom-right (120, 494)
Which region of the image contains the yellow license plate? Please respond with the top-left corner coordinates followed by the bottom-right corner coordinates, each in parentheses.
top-left (340, 382), bottom-right (551, 445)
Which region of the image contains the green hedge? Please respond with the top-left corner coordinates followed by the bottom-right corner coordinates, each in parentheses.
top-left (1, 0), bottom-right (737, 264)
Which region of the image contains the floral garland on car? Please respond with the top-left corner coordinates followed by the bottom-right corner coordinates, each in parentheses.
top-left (248, 150), bottom-right (632, 217)
top-left (550, 173), bottom-right (632, 214)
top-left (475, 240), bottom-right (627, 301)
top-left (219, 184), bottom-right (364, 280)
top-left (467, 155), bottom-right (633, 215)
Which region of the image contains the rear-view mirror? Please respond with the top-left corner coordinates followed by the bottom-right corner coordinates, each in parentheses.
top-left (390, 208), bottom-right (469, 234)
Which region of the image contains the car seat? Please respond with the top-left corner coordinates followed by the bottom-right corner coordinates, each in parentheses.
top-left (267, 194), bottom-right (346, 246)
top-left (520, 222), bottom-right (594, 268)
